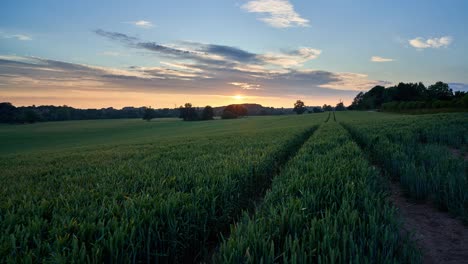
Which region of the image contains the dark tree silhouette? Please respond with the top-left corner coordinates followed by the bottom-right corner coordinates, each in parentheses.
top-left (293, 100), bottom-right (306, 115)
top-left (0, 102), bottom-right (17, 123)
top-left (222, 104), bottom-right (248, 119)
top-left (335, 101), bottom-right (346, 111)
top-left (322, 104), bottom-right (333, 111)
top-left (428, 81), bottom-right (453, 100)
top-left (201, 105), bottom-right (214, 120)
top-left (179, 103), bottom-right (199, 121)
top-left (142, 107), bottom-right (155, 121)
top-left (312, 107), bottom-right (323, 113)
top-left (23, 109), bottom-right (41, 123)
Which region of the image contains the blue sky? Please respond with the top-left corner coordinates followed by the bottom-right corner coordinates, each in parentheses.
top-left (1, 0), bottom-right (467, 108)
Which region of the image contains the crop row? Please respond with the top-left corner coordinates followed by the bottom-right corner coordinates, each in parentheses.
top-left (341, 113), bottom-right (468, 223)
top-left (214, 122), bottom-right (419, 263)
top-left (0, 118), bottom-right (321, 263)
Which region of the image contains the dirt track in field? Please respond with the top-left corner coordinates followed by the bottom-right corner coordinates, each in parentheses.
top-left (388, 181), bottom-right (468, 264)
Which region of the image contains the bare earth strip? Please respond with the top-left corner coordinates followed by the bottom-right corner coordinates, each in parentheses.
top-left (388, 180), bottom-right (468, 264)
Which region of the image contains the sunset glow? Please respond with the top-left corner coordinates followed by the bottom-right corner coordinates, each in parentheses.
top-left (0, 1), bottom-right (467, 108)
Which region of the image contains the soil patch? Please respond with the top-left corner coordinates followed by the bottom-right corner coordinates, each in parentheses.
top-left (388, 180), bottom-right (468, 264)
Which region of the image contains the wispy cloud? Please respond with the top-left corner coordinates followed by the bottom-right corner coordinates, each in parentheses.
top-left (259, 48), bottom-right (321, 67)
top-left (126, 20), bottom-right (155, 28)
top-left (319, 72), bottom-right (392, 91)
top-left (241, 0), bottom-right (309, 28)
top-left (94, 29), bottom-right (321, 68)
top-left (0, 54), bottom-right (386, 98)
top-left (3, 34), bottom-right (32, 41)
top-left (409, 36), bottom-right (453, 49)
top-left (229, 82), bottom-right (262, 90)
top-left (94, 29), bottom-right (138, 44)
top-left (371, 56), bottom-right (394, 62)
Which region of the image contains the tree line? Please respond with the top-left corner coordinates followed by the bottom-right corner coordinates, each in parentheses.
top-left (0, 102), bottom-right (259, 124)
top-left (144, 103), bottom-right (249, 121)
top-left (292, 100), bottom-right (346, 114)
top-left (349, 81), bottom-right (468, 111)
top-left (0, 103), bottom-right (181, 124)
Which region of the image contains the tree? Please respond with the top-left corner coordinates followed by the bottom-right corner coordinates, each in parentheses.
top-left (142, 107), bottom-right (155, 121)
top-left (462, 94), bottom-right (468, 108)
top-left (201, 105), bottom-right (214, 120)
top-left (322, 104), bottom-right (333, 111)
top-left (428, 81), bottom-right (453, 100)
top-left (22, 109), bottom-right (41, 123)
top-left (335, 101), bottom-right (346, 111)
top-left (222, 104), bottom-right (248, 119)
top-left (312, 107), bottom-right (323, 113)
top-left (179, 103), bottom-right (199, 121)
top-left (293, 100), bottom-right (306, 115)
top-left (0, 102), bottom-right (18, 123)
top-left (221, 110), bottom-right (238, 119)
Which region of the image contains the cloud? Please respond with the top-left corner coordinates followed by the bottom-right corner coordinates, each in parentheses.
top-left (94, 29), bottom-right (138, 44)
top-left (449, 83), bottom-right (468, 92)
top-left (94, 29), bottom-right (321, 68)
top-left (371, 56), bottom-right (394, 62)
top-left (3, 34), bottom-right (32, 41)
top-left (2, 31), bottom-right (387, 106)
top-left (259, 48), bottom-right (321, 67)
top-left (409, 36), bottom-right (453, 49)
top-left (127, 20), bottom-right (154, 28)
top-left (229, 82), bottom-right (262, 90)
top-left (319, 72), bottom-right (391, 91)
top-left (241, 0), bottom-right (309, 28)
top-left (202, 44), bottom-right (258, 62)
top-left (0, 55), bottom-right (386, 98)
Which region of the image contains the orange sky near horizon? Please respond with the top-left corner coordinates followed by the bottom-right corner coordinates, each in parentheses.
top-left (1, 89), bottom-right (351, 109)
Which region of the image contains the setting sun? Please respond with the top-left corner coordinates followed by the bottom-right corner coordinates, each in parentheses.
top-left (233, 95), bottom-right (244, 100)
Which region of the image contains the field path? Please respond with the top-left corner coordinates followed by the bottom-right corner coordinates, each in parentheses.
top-left (387, 180), bottom-right (468, 264)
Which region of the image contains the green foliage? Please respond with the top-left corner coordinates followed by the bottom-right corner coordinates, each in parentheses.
top-left (428, 81), bottom-right (453, 100)
top-left (349, 81), bottom-right (466, 112)
top-left (214, 123), bottom-right (419, 263)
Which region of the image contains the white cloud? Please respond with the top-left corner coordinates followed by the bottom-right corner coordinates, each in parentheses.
top-left (3, 34), bottom-right (32, 41)
top-left (319, 72), bottom-right (391, 91)
top-left (242, 0), bottom-right (309, 28)
top-left (229, 82), bottom-right (262, 90)
top-left (371, 56), bottom-right (394, 62)
top-left (408, 36), bottom-right (452, 49)
top-left (259, 47), bottom-right (321, 67)
top-left (128, 20), bottom-right (154, 28)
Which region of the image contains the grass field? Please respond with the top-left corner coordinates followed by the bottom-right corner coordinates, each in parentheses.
top-left (1, 112), bottom-right (466, 263)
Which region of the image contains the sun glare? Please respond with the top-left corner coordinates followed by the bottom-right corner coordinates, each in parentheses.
top-left (233, 95), bottom-right (243, 100)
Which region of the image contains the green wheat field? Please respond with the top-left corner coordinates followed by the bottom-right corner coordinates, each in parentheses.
top-left (1, 112), bottom-right (467, 263)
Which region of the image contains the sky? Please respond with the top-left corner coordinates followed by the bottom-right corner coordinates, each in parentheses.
top-left (1, 0), bottom-right (467, 108)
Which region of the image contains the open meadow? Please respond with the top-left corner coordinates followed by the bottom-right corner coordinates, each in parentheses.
top-left (1, 112), bottom-right (467, 263)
